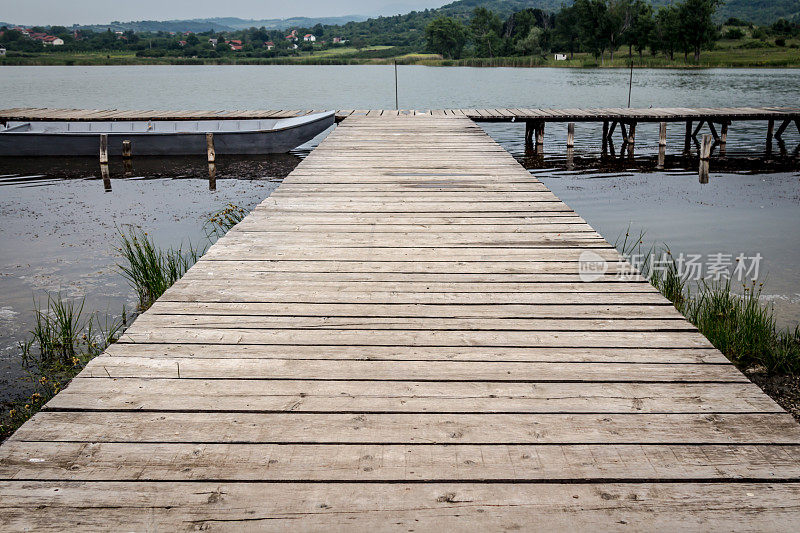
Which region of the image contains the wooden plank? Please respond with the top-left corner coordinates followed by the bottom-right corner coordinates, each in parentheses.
top-left (11, 412), bottom-right (800, 443)
top-left (45, 378), bottom-right (767, 412)
top-left (75, 357), bottom-right (746, 382)
top-left (3, 482), bottom-right (800, 531)
top-left (3, 442), bottom-right (798, 481)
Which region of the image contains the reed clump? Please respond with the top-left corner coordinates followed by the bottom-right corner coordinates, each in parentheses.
top-left (1, 294), bottom-right (125, 441)
top-left (117, 226), bottom-right (204, 311)
top-left (3, 205), bottom-right (252, 442)
top-left (616, 230), bottom-right (800, 374)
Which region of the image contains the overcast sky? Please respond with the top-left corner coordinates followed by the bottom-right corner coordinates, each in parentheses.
top-left (1, 0), bottom-right (450, 25)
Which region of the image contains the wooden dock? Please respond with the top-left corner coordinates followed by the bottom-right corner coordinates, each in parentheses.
top-left (2, 114), bottom-right (800, 530)
top-left (2, 105), bottom-right (799, 123)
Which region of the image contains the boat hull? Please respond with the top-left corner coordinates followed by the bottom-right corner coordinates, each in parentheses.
top-left (0, 112), bottom-right (335, 157)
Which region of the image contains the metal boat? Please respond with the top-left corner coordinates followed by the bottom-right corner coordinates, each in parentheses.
top-left (0, 111), bottom-right (335, 156)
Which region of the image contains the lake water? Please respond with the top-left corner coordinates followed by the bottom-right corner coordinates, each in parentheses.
top-left (1, 65), bottom-right (799, 401)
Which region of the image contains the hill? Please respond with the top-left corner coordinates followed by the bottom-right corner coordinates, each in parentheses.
top-left (74, 16), bottom-right (368, 33)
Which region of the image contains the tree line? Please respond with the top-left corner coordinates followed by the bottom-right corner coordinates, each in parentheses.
top-left (426, 0), bottom-right (734, 61)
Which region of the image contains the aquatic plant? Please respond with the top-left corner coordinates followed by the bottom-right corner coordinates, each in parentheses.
top-left (117, 226), bottom-right (204, 311)
top-left (205, 203), bottom-right (248, 241)
top-left (3, 294), bottom-right (126, 442)
top-left (616, 228), bottom-right (800, 374)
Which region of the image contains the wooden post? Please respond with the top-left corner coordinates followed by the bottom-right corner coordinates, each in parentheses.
top-left (684, 121), bottom-right (692, 153)
top-left (766, 119), bottom-right (774, 149)
top-left (707, 122), bottom-right (720, 143)
top-left (524, 121), bottom-right (534, 150)
top-left (699, 160), bottom-right (710, 184)
top-left (208, 163), bottom-right (217, 191)
top-left (720, 123), bottom-right (728, 144)
top-left (100, 163), bottom-right (111, 192)
top-left (627, 122), bottom-right (636, 144)
top-left (566, 123), bottom-right (574, 148)
top-left (619, 123), bottom-right (628, 144)
top-left (700, 134), bottom-right (713, 161)
top-left (657, 145), bottom-right (666, 169)
top-left (206, 133), bottom-right (216, 163)
top-left (99, 134), bottom-right (109, 164)
top-left (601, 121), bottom-right (609, 153)
top-left (535, 122), bottom-right (545, 147)
top-left (122, 140), bottom-right (132, 158)
top-left (566, 147), bottom-right (574, 171)
top-left (659, 122), bottom-right (667, 147)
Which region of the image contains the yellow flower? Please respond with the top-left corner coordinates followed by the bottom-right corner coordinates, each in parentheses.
top-left (24, 404), bottom-right (30, 410)
top-left (8, 410), bottom-right (15, 418)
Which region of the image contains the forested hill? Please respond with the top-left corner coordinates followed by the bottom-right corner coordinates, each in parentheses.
top-left (435, 0), bottom-right (800, 24)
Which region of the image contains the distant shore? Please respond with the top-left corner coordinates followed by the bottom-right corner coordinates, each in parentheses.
top-left (3, 46), bottom-right (800, 68)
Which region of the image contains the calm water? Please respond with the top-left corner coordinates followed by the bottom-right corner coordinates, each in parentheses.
top-left (1, 65), bottom-right (799, 401)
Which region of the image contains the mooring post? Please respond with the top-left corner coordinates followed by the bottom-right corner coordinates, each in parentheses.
top-left (628, 122), bottom-right (637, 144)
top-left (657, 145), bottom-right (666, 170)
top-left (659, 122), bottom-right (667, 147)
top-left (122, 140), bottom-right (132, 158)
top-left (524, 121), bottom-right (534, 150)
top-left (99, 134), bottom-right (109, 164)
top-left (100, 163), bottom-right (111, 192)
top-left (700, 134), bottom-right (713, 161)
top-left (208, 163), bottom-right (217, 191)
top-left (602, 121), bottom-right (609, 153)
top-left (684, 121), bottom-right (692, 154)
top-left (566, 123), bottom-right (575, 148)
top-left (206, 133), bottom-right (216, 163)
top-left (535, 122), bottom-right (545, 147)
top-left (721, 123), bottom-right (728, 144)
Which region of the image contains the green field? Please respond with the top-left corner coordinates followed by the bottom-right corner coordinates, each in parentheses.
top-left (2, 42), bottom-right (800, 68)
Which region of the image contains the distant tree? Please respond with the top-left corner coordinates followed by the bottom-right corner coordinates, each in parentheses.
top-left (514, 26), bottom-right (546, 56)
top-left (470, 7), bottom-right (503, 58)
top-left (650, 4), bottom-right (682, 60)
top-left (626, 0), bottom-right (654, 58)
top-left (186, 33), bottom-right (200, 46)
top-left (351, 36), bottom-right (367, 50)
top-left (553, 5), bottom-right (581, 59)
top-left (425, 17), bottom-right (467, 59)
top-left (574, 0), bottom-right (609, 62)
top-left (678, 0), bottom-right (722, 61)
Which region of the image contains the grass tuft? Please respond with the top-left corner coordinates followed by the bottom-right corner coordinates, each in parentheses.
top-left (616, 228), bottom-right (800, 374)
top-left (117, 225), bottom-right (204, 311)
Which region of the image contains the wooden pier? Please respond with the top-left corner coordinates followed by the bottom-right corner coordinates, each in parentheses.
top-left (3, 105), bottom-right (798, 157)
top-left (2, 114), bottom-right (800, 530)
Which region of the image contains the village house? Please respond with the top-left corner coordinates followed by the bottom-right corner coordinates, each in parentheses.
top-left (228, 39), bottom-right (243, 51)
top-left (303, 34), bottom-right (316, 42)
top-left (265, 41), bottom-right (274, 50)
top-left (332, 37), bottom-right (347, 44)
top-left (285, 29), bottom-right (298, 41)
top-left (0, 48), bottom-right (6, 56)
top-left (208, 38), bottom-right (218, 47)
top-left (178, 40), bottom-right (187, 47)
top-left (554, 53), bottom-right (568, 61)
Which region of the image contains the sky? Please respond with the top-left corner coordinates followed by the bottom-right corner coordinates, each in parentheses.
top-left (0, 0), bottom-right (450, 25)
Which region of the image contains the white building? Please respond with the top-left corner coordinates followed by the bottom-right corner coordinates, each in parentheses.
top-left (554, 53), bottom-right (567, 61)
top-left (0, 48), bottom-right (6, 56)
top-left (303, 34), bottom-right (316, 42)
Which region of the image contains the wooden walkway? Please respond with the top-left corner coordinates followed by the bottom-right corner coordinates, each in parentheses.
top-left (2, 106), bottom-right (799, 123)
top-left (2, 115), bottom-right (800, 530)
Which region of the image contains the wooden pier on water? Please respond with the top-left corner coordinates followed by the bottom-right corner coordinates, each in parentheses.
top-left (3, 105), bottom-right (800, 154)
top-left (2, 113), bottom-right (800, 529)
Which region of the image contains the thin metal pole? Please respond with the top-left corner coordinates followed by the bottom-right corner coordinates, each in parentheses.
top-left (394, 60), bottom-right (399, 110)
top-left (627, 59), bottom-right (634, 108)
